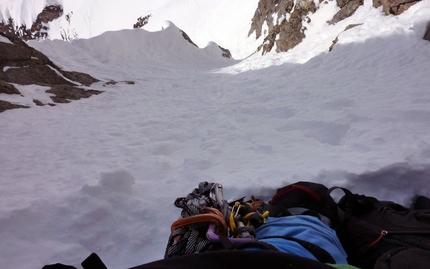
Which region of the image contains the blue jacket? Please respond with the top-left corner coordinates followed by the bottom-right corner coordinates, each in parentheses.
top-left (255, 215), bottom-right (348, 264)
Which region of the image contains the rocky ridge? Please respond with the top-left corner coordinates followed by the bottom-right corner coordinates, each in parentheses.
top-left (249, 0), bottom-right (426, 54)
top-left (0, 3), bottom-right (235, 113)
top-left (1, 1), bottom-right (428, 113)
top-left (0, 5), bottom-right (63, 41)
top-left (0, 4), bottom-right (106, 113)
top-left (0, 32), bottom-right (102, 113)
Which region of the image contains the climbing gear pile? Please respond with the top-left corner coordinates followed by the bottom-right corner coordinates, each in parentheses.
top-left (164, 182), bottom-right (269, 258)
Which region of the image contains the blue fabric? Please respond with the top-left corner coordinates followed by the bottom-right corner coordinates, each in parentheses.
top-left (254, 215), bottom-right (348, 264)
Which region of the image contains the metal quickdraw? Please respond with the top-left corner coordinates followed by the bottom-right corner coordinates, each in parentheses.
top-left (227, 198), bottom-right (269, 240)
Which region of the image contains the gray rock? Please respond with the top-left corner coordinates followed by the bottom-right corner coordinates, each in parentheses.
top-left (379, 0), bottom-right (421, 15)
top-left (0, 33), bottom-right (102, 113)
top-left (424, 22), bottom-right (430, 41)
top-left (329, 0), bottom-right (363, 25)
top-left (250, 0), bottom-right (316, 54)
top-left (0, 81), bottom-right (21, 95)
top-left (46, 85), bottom-right (103, 103)
top-left (0, 100), bottom-right (29, 113)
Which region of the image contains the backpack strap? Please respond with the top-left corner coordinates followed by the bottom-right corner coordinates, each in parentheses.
top-left (268, 184), bottom-right (322, 204)
top-left (261, 203), bottom-right (333, 227)
top-left (327, 186), bottom-right (355, 223)
top-left (259, 236), bottom-right (336, 264)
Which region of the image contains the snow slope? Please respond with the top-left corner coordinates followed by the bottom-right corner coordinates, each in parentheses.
top-left (1, 0), bottom-right (430, 268)
top-left (0, 0), bottom-right (260, 59)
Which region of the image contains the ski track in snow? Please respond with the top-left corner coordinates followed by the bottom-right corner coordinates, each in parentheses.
top-left (1, 1), bottom-right (430, 268)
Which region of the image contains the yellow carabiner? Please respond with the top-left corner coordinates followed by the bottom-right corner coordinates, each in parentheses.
top-left (229, 211), bottom-right (236, 232)
top-left (261, 211), bottom-right (269, 224)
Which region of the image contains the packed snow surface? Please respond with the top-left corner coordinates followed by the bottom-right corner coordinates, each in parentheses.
top-left (1, 0), bottom-right (430, 268)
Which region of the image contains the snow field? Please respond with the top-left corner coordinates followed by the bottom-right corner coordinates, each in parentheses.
top-left (1, 0), bottom-right (430, 268)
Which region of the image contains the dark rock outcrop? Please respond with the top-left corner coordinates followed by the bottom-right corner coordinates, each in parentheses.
top-left (0, 34), bottom-right (99, 86)
top-left (250, 0), bottom-right (421, 54)
top-left (133, 14), bottom-right (151, 29)
top-left (0, 5), bottom-right (63, 41)
top-left (424, 22), bottom-right (430, 41)
top-left (374, 0), bottom-right (421, 15)
top-left (0, 80), bottom-right (21, 95)
top-left (329, 0), bottom-right (364, 24)
top-left (3, 65), bottom-right (78, 86)
top-left (274, 0), bottom-right (316, 53)
top-left (103, 80), bottom-right (135, 86)
top-left (0, 100), bottom-right (29, 113)
top-left (219, 46), bottom-right (232, 58)
top-left (180, 30), bottom-right (198, 47)
top-left (249, 0), bottom-right (316, 54)
top-left (47, 85), bottom-right (103, 103)
top-left (179, 28), bottom-right (232, 58)
top-left (249, 0), bottom-right (295, 40)
top-left (0, 33), bottom-right (102, 113)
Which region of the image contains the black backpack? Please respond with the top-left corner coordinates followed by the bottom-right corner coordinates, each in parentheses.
top-left (42, 250), bottom-right (337, 269)
top-left (263, 182), bottom-right (430, 269)
top-left (373, 247), bottom-right (430, 269)
top-left (132, 250), bottom-right (337, 269)
top-left (334, 188), bottom-right (430, 269)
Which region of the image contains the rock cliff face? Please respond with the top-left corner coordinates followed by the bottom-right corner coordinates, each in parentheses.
top-left (0, 4), bottom-right (94, 113)
top-left (180, 29), bottom-right (232, 58)
top-left (249, 0), bottom-right (423, 54)
top-left (0, 5), bottom-right (63, 41)
top-left (0, 33), bottom-right (102, 113)
top-left (249, 0), bottom-right (315, 54)
top-left (374, 0), bottom-right (421, 15)
top-left (424, 22), bottom-right (430, 41)
top-left (329, 0), bottom-right (364, 25)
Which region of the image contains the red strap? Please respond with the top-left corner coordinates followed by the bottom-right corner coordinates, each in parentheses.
top-left (269, 184), bottom-right (322, 204)
top-left (368, 230), bottom-right (388, 247)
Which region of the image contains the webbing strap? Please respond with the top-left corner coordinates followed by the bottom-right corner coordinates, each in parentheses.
top-left (327, 186), bottom-right (353, 223)
top-left (262, 203), bottom-right (332, 227)
top-left (268, 184), bottom-right (322, 204)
